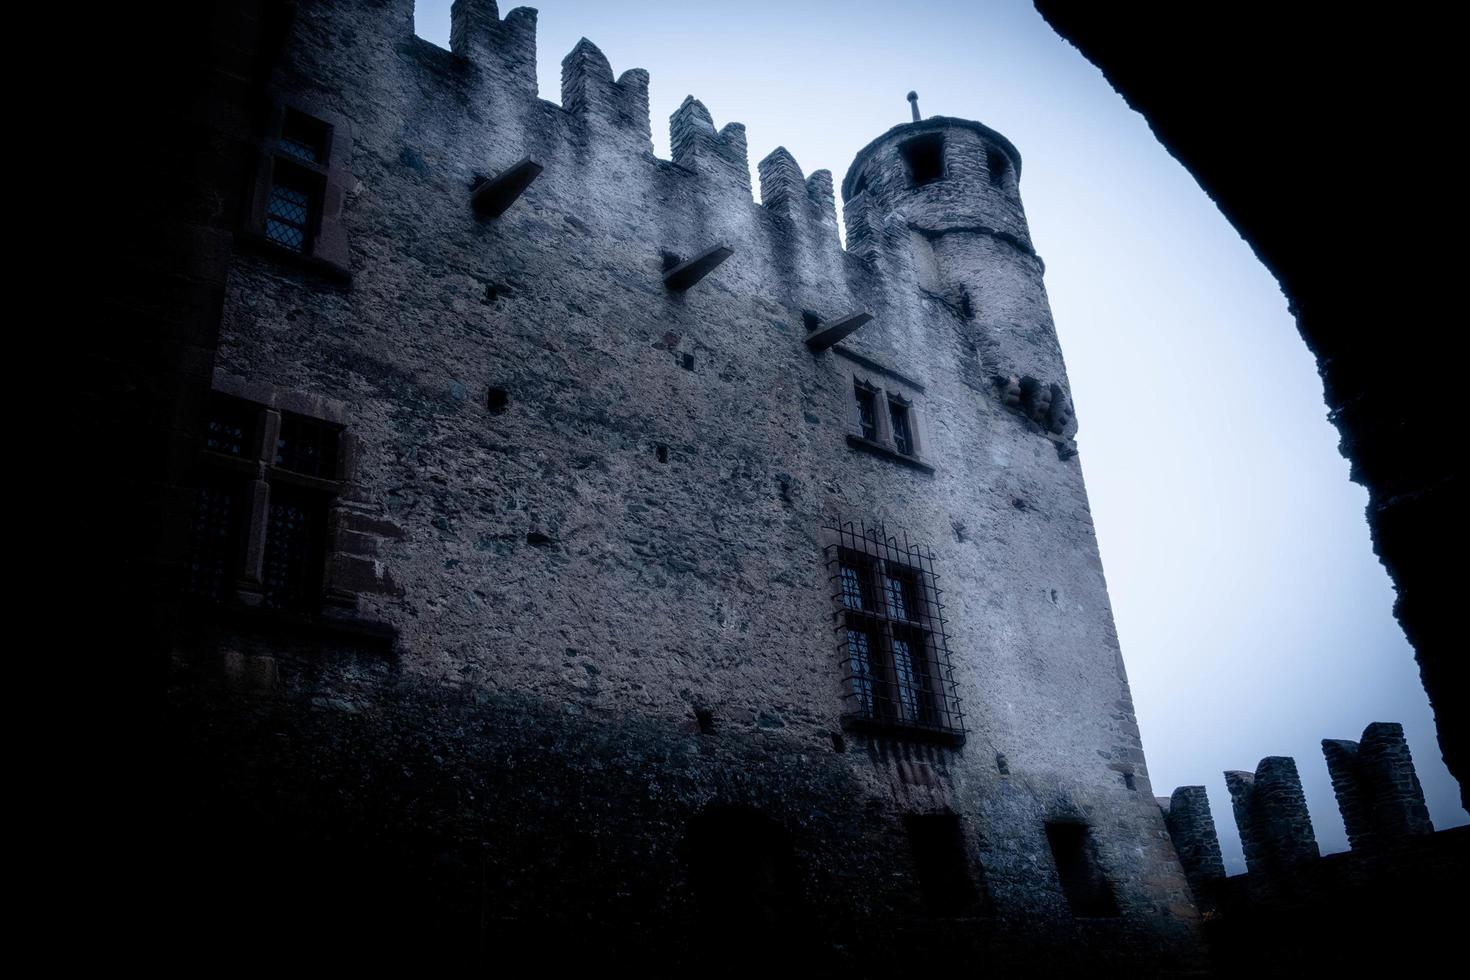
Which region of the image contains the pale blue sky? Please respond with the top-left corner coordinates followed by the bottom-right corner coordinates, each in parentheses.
top-left (413, 0), bottom-right (1466, 872)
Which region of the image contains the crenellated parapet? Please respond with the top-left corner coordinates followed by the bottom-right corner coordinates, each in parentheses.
top-left (1323, 721), bottom-right (1434, 852)
top-left (1225, 756), bottom-right (1319, 877)
top-left (1165, 720), bottom-right (1438, 887)
top-left (450, 0), bottom-right (538, 98)
top-left (1158, 785), bottom-right (1226, 896)
top-left (757, 146), bottom-right (836, 226)
top-left (260, 1), bottom-right (1080, 459)
top-left (561, 38), bottom-right (651, 149)
top-left (670, 96), bottom-right (751, 196)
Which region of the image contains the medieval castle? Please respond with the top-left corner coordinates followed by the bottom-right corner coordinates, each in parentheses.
top-left (135, 0), bottom-right (1463, 973)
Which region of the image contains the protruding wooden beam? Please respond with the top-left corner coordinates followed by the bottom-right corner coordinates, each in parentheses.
top-left (663, 244), bottom-right (734, 292)
top-left (805, 311), bottom-right (873, 353)
top-left (471, 157), bottom-right (543, 218)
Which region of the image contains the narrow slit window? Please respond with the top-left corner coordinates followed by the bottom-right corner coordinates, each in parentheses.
top-left (854, 383), bottom-right (879, 442)
top-left (889, 399), bottom-right (914, 456)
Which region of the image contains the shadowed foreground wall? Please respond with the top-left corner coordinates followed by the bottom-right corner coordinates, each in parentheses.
top-left (1034, 0), bottom-right (1464, 812)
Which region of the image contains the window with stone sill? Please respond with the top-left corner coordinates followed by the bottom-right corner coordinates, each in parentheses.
top-left (824, 519), bottom-right (964, 745)
top-left (846, 371), bottom-right (930, 471)
top-left (247, 100), bottom-right (352, 277)
top-left (185, 390), bottom-right (346, 612)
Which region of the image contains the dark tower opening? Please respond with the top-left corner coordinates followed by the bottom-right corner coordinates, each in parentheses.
top-left (900, 133), bottom-right (945, 186)
top-left (986, 146), bottom-right (1009, 186)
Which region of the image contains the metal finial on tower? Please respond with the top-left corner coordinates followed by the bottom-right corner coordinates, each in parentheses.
top-left (907, 91), bottom-right (921, 122)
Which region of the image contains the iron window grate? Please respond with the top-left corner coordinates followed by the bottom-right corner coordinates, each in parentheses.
top-left (825, 517), bottom-right (966, 744)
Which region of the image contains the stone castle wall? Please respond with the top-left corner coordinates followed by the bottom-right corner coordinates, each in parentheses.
top-left (166, 0), bottom-right (1202, 967)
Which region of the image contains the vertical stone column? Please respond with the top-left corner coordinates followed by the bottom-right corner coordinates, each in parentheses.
top-left (1160, 785), bottom-right (1226, 890)
top-left (1322, 738), bottom-right (1372, 850)
top-left (1323, 721), bottom-right (1433, 851)
top-left (1225, 756), bottom-right (1319, 877)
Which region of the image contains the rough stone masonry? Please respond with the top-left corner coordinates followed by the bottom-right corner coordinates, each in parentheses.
top-left (162, 0), bottom-right (1205, 970)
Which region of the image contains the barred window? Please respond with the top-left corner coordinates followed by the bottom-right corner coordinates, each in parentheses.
top-left (825, 519), bottom-right (964, 744)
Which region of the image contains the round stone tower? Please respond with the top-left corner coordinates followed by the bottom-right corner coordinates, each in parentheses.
top-left (842, 112), bottom-right (1074, 439)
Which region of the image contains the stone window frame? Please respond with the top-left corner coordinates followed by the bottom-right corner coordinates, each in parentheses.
top-left (242, 95), bottom-right (354, 282)
top-left (185, 373), bottom-right (360, 614)
top-left (839, 356), bottom-right (934, 474)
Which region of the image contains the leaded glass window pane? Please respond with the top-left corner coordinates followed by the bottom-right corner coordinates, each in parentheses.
top-left (846, 628), bottom-right (877, 714)
top-left (264, 164), bottom-right (317, 253)
top-left (892, 633), bottom-right (919, 720)
top-left (840, 564), bottom-right (866, 610)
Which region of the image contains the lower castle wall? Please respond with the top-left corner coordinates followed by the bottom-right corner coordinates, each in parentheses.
top-left (166, 618), bottom-right (1204, 972)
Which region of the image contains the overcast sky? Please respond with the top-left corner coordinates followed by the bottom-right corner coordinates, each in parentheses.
top-left (414, 0), bottom-right (1466, 871)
